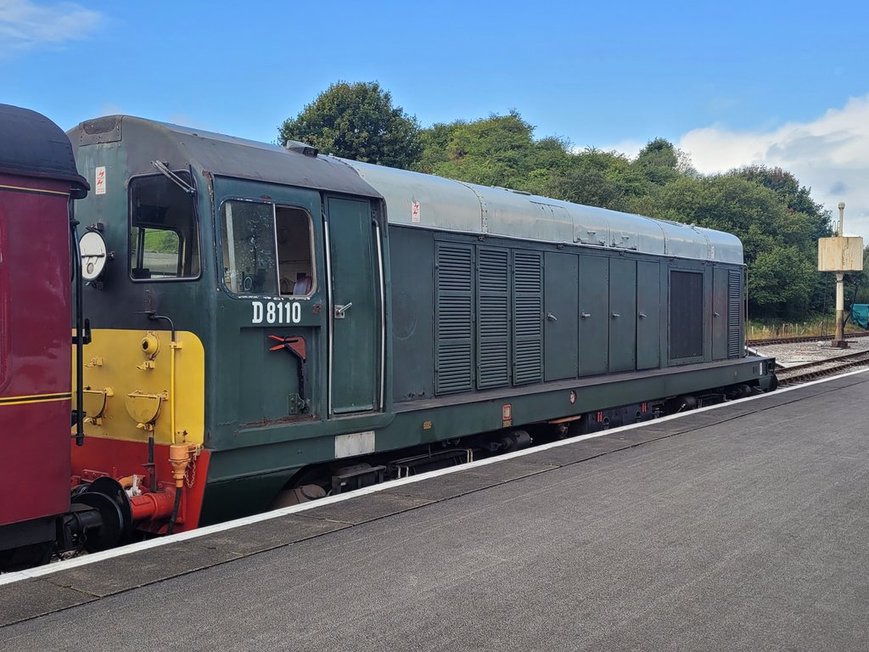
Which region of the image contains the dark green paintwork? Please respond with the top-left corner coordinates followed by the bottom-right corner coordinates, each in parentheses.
top-left (390, 228), bottom-right (435, 401)
top-left (544, 252), bottom-right (578, 381)
top-left (712, 268), bottom-right (729, 361)
top-left (608, 257), bottom-right (637, 373)
top-left (475, 246), bottom-right (511, 389)
top-left (326, 196), bottom-right (380, 414)
top-left (579, 255), bottom-right (609, 376)
top-left (68, 116), bottom-right (775, 527)
top-left (511, 249), bottom-right (544, 385)
top-left (211, 177), bottom-right (326, 434)
top-left (636, 260), bottom-right (661, 370)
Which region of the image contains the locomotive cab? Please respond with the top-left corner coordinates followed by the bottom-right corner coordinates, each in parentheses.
top-left (68, 116), bottom-right (390, 528)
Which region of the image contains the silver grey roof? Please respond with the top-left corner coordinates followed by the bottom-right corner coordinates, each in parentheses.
top-left (341, 159), bottom-right (743, 264)
top-left (68, 115), bottom-right (741, 264)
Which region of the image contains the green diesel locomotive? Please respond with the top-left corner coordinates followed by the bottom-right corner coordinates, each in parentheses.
top-left (69, 115), bottom-right (776, 531)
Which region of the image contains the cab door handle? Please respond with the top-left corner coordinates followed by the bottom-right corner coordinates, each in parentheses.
top-left (334, 302), bottom-right (353, 319)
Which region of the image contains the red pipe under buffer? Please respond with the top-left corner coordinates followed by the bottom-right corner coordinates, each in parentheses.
top-left (129, 489), bottom-right (177, 522)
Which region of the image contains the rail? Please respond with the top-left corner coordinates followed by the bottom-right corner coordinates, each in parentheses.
top-left (775, 350), bottom-right (869, 386)
top-left (746, 332), bottom-right (869, 346)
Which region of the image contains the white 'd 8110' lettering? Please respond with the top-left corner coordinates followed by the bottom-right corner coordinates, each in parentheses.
top-left (251, 301), bottom-right (302, 324)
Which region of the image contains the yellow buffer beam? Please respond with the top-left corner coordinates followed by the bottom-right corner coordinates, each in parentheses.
top-left (72, 329), bottom-right (205, 446)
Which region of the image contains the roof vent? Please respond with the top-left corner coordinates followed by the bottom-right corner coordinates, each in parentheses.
top-left (79, 116), bottom-right (122, 145)
top-left (284, 140), bottom-right (318, 158)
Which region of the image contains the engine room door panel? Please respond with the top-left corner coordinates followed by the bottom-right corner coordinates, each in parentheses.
top-left (544, 252), bottom-right (578, 381)
top-left (326, 196), bottom-right (380, 414)
top-left (712, 268), bottom-right (729, 361)
top-left (579, 255), bottom-right (608, 376)
top-left (608, 258), bottom-right (637, 373)
top-left (636, 261), bottom-right (661, 370)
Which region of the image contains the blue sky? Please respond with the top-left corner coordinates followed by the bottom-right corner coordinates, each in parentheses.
top-left (4, 0), bottom-right (869, 237)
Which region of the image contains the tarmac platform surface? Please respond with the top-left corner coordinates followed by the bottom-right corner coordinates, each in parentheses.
top-left (2, 372), bottom-right (868, 650)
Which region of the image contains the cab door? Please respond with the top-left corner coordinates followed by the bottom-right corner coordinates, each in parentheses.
top-left (213, 177), bottom-right (324, 425)
top-left (325, 196), bottom-right (383, 414)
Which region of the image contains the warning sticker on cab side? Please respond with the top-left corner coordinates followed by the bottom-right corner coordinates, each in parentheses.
top-left (95, 166), bottom-right (106, 195)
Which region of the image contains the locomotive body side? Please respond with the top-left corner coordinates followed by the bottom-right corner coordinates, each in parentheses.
top-left (68, 115), bottom-right (776, 531)
top-left (378, 223), bottom-right (770, 441)
top-left (347, 160), bottom-right (771, 443)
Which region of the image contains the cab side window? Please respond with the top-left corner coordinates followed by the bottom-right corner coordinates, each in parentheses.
top-left (221, 200), bottom-right (315, 296)
top-left (222, 200), bottom-right (278, 294)
top-left (129, 173), bottom-right (200, 280)
top-left (276, 207), bottom-right (314, 296)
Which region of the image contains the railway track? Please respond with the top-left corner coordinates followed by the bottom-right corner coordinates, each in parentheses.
top-left (775, 349), bottom-right (869, 386)
top-left (747, 332), bottom-right (869, 346)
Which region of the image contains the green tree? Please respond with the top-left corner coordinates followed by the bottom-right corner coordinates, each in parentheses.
top-left (851, 247), bottom-right (869, 306)
top-left (730, 165), bottom-right (831, 239)
top-left (416, 121), bottom-right (460, 174)
top-left (278, 81), bottom-right (422, 169)
top-left (544, 148), bottom-right (647, 211)
top-left (523, 135), bottom-right (573, 196)
top-left (530, 138), bottom-right (691, 213)
top-left (418, 111), bottom-right (549, 189)
top-left (416, 111), bottom-right (577, 193)
top-left (633, 138), bottom-right (692, 185)
top-left (143, 229), bottom-right (178, 254)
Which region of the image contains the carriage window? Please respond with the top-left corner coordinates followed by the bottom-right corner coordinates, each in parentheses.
top-left (129, 173), bottom-right (200, 280)
top-left (221, 200), bottom-right (315, 296)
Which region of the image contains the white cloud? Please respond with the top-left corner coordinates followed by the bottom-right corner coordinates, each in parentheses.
top-left (678, 95), bottom-right (869, 241)
top-left (0, 0), bottom-right (102, 54)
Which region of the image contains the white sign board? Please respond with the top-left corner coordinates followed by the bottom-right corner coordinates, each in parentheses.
top-left (818, 236), bottom-right (864, 272)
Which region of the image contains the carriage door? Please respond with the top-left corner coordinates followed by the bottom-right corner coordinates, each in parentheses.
top-left (326, 196), bottom-right (382, 414)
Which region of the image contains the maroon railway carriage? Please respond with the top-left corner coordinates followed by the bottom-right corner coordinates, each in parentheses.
top-left (0, 104), bottom-right (89, 568)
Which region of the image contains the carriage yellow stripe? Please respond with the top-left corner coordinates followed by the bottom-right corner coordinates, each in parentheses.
top-left (0, 183), bottom-right (71, 196)
top-left (0, 392), bottom-right (72, 406)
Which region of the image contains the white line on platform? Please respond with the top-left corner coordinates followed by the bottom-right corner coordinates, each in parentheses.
top-left (2, 367), bottom-right (867, 587)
